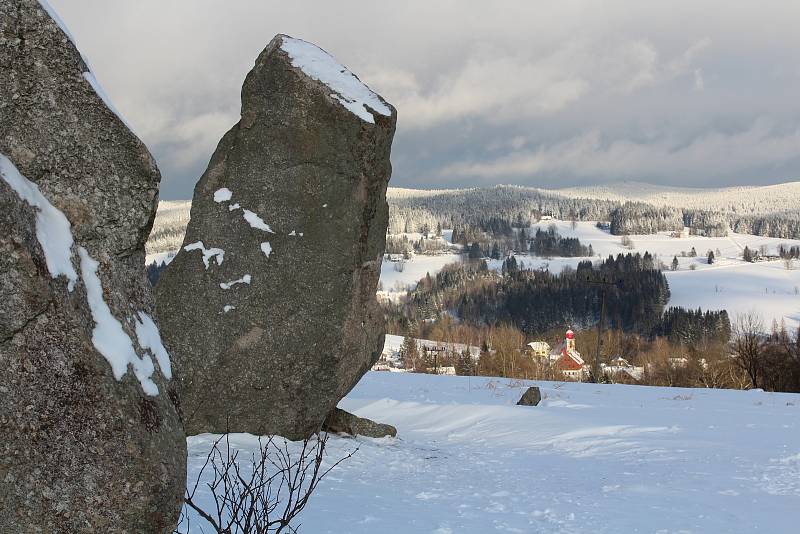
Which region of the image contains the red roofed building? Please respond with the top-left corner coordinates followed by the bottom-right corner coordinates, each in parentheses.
top-left (549, 329), bottom-right (586, 381)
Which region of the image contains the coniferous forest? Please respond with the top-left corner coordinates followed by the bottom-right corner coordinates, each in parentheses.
top-left (388, 185), bottom-right (800, 239)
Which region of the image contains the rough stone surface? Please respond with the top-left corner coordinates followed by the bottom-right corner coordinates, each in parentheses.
top-left (517, 387), bottom-right (543, 406)
top-left (0, 1), bottom-right (185, 532)
top-left (323, 408), bottom-right (397, 438)
top-left (156, 34), bottom-right (396, 440)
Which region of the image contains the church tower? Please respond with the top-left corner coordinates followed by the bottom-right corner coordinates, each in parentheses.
top-left (565, 329), bottom-right (575, 351)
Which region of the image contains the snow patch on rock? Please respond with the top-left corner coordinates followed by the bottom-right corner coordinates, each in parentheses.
top-left (242, 209), bottom-right (274, 233)
top-left (78, 247), bottom-right (159, 396)
top-left (36, 1), bottom-right (135, 133)
top-left (0, 153), bottom-right (78, 291)
top-left (223, 305), bottom-right (235, 313)
top-left (260, 242), bottom-right (272, 258)
top-left (279, 36), bottom-right (391, 124)
top-left (220, 275), bottom-right (252, 290)
top-left (184, 241), bottom-right (225, 269)
top-left (214, 188), bottom-right (233, 203)
top-left (134, 312), bottom-right (172, 380)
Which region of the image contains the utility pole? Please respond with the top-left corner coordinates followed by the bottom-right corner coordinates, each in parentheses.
top-left (585, 275), bottom-right (618, 382)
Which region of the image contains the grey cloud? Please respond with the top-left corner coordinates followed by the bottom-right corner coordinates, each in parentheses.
top-left (49, 0), bottom-right (800, 198)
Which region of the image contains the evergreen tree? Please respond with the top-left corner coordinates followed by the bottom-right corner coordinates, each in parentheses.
top-left (399, 336), bottom-right (418, 370)
top-left (743, 246), bottom-right (754, 263)
top-left (707, 250), bottom-right (715, 264)
top-left (671, 256), bottom-right (679, 271)
top-left (468, 242), bottom-right (482, 259)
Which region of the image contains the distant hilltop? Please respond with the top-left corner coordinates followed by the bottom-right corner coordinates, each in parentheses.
top-left (150, 180), bottom-right (800, 257)
top-left (387, 180), bottom-right (800, 215)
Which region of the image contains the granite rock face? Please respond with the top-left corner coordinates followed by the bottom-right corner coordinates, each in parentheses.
top-left (323, 408), bottom-right (397, 438)
top-left (156, 34), bottom-right (396, 440)
top-left (0, 1), bottom-right (185, 532)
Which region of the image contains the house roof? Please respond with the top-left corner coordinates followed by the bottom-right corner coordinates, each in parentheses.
top-left (556, 349), bottom-right (584, 370)
top-left (527, 341), bottom-right (550, 351)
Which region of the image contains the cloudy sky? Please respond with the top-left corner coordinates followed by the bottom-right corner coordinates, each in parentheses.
top-left (51, 0), bottom-right (800, 199)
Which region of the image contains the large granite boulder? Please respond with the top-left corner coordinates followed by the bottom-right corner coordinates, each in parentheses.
top-left (157, 34), bottom-right (396, 440)
top-left (0, 1), bottom-right (185, 532)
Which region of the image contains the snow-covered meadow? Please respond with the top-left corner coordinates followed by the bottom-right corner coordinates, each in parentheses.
top-left (186, 372), bottom-right (800, 533)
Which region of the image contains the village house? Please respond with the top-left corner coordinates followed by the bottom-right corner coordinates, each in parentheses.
top-left (526, 341), bottom-right (551, 359)
top-left (373, 334), bottom-right (481, 372)
top-left (601, 356), bottom-right (644, 382)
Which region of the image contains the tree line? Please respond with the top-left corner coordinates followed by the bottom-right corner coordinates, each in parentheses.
top-left (388, 185), bottom-right (800, 239)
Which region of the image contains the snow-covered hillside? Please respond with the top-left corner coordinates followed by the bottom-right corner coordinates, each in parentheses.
top-left (147, 199), bottom-right (800, 329)
top-left (380, 219), bottom-right (800, 330)
top-left (387, 180), bottom-right (800, 216)
top-left (185, 372), bottom-right (800, 533)
top-left (558, 181), bottom-right (800, 216)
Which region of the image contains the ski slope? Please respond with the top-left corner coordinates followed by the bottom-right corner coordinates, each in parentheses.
top-left (184, 372), bottom-right (800, 533)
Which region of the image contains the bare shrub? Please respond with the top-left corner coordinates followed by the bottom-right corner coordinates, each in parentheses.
top-left (620, 235), bottom-right (634, 249)
top-left (174, 433), bottom-right (356, 534)
top-left (731, 312), bottom-right (764, 389)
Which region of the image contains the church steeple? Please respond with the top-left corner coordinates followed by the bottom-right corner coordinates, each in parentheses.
top-left (565, 329), bottom-right (575, 351)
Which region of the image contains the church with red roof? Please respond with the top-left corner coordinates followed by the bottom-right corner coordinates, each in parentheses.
top-left (549, 329), bottom-right (586, 380)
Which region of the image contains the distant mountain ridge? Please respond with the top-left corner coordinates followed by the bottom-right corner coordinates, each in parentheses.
top-left (388, 180), bottom-right (800, 215)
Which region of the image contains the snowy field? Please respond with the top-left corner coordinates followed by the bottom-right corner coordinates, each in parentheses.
top-left (185, 372), bottom-right (800, 533)
top-left (380, 253), bottom-right (461, 293)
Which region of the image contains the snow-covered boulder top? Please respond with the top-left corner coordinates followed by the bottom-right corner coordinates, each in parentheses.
top-left (279, 35), bottom-right (391, 124)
